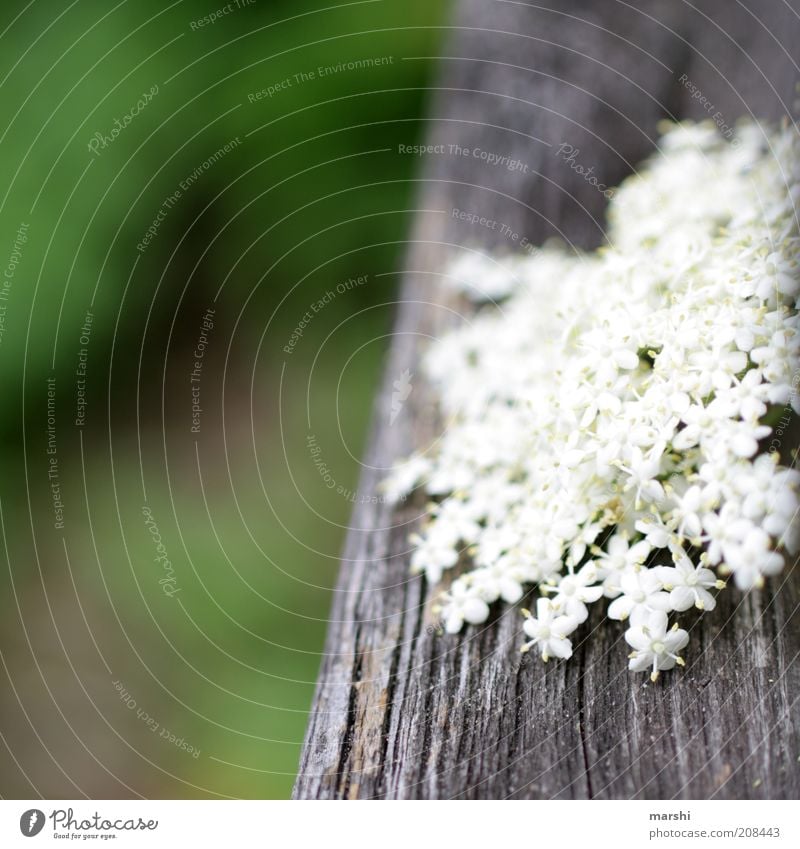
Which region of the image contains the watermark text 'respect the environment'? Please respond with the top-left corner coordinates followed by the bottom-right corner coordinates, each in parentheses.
top-left (248, 56), bottom-right (394, 102)
top-left (189, 0), bottom-right (255, 30)
top-left (137, 137), bottom-right (241, 253)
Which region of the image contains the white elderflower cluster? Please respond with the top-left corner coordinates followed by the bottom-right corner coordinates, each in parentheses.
top-left (384, 120), bottom-right (800, 680)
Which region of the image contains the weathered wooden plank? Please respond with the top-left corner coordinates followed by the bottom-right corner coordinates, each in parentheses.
top-left (294, 0), bottom-right (800, 799)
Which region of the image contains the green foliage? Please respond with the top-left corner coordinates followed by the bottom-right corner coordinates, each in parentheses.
top-left (0, 0), bottom-right (445, 798)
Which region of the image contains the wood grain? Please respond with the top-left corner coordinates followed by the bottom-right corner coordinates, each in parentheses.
top-left (294, 0), bottom-right (800, 799)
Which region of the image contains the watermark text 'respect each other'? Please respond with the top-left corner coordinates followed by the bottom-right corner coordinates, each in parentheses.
top-left (74, 310), bottom-right (94, 428)
top-left (283, 274), bottom-right (368, 355)
top-left (114, 679), bottom-right (200, 758)
top-left (677, 73), bottom-right (741, 146)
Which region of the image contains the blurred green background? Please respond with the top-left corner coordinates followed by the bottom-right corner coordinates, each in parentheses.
top-left (0, 0), bottom-right (447, 798)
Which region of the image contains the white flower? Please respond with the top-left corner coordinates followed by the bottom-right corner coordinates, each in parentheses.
top-left (707, 369), bottom-right (769, 422)
top-left (381, 455), bottom-right (430, 503)
top-left (751, 328), bottom-right (800, 390)
top-left (655, 556), bottom-right (724, 611)
top-left (439, 579), bottom-right (490, 633)
top-left (625, 611), bottom-right (689, 682)
top-left (409, 528), bottom-right (459, 584)
top-left (702, 503), bottom-right (753, 567)
top-left (592, 534), bottom-right (652, 596)
top-left (752, 252), bottom-right (800, 300)
top-left (432, 499), bottom-right (482, 545)
top-left (687, 346), bottom-right (748, 394)
top-left (607, 568), bottom-right (672, 623)
top-left (635, 515), bottom-right (677, 550)
top-left (617, 445), bottom-right (666, 507)
top-left (520, 599), bottom-right (578, 661)
top-left (472, 559), bottom-right (526, 604)
top-left (739, 455), bottom-right (799, 530)
top-left (474, 524), bottom-right (520, 566)
top-left (672, 484), bottom-right (719, 542)
top-left (721, 527), bottom-right (785, 590)
top-left (446, 251), bottom-right (521, 301)
top-left (542, 564), bottom-right (603, 622)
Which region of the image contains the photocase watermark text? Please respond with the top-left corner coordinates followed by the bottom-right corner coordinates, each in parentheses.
top-left (87, 85), bottom-right (158, 156)
top-left (141, 505), bottom-right (180, 596)
top-left (555, 143), bottom-right (615, 199)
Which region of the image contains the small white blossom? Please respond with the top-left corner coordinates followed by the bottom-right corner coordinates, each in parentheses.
top-left (625, 611), bottom-right (690, 682)
top-left (520, 599), bottom-right (578, 661)
top-left (472, 559), bottom-right (527, 605)
top-left (381, 455), bottom-right (430, 503)
top-left (655, 556), bottom-right (724, 611)
top-left (542, 565), bottom-right (604, 622)
top-left (409, 528), bottom-right (459, 585)
top-left (439, 579), bottom-right (490, 634)
top-left (592, 534), bottom-right (652, 596)
top-left (607, 568), bottom-right (672, 623)
top-left (720, 527), bottom-right (785, 590)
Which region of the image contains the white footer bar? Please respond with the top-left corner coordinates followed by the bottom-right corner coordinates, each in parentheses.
top-left (1, 799), bottom-right (796, 848)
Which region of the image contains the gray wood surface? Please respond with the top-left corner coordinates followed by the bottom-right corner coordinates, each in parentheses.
top-left (294, 0), bottom-right (800, 799)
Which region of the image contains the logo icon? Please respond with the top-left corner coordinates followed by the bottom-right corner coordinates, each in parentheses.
top-left (390, 368), bottom-right (413, 425)
top-left (19, 809), bottom-right (45, 837)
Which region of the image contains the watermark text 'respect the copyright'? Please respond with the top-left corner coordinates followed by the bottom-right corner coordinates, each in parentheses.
top-left (190, 307), bottom-right (215, 434)
top-left (306, 432), bottom-right (391, 504)
top-left (399, 142), bottom-right (529, 174)
top-left (0, 221), bottom-right (29, 347)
